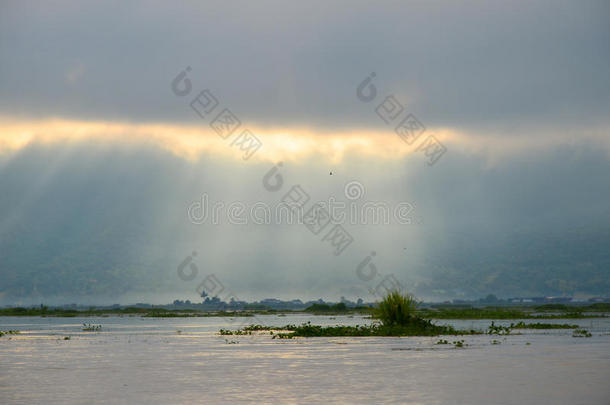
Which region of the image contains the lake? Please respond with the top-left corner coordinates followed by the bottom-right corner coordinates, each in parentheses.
top-left (1, 315), bottom-right (609, 404)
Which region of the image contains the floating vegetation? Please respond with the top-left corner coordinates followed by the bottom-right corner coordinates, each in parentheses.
top-left (220, 324), bottom-right (275, 336)
top-left (453, 340), bottom-right (465, 348)
top-left (220, 329), bottom-right (240, 335)
top-left (510, 321), bottom-right (578, 329)
top-left (222, 320), bottom-right (480, 338)
top-left (0, 330), bottom-right (20, 337)
top-left (82, 323), bottom-right (102, 331)
top-left (64, 336), bottom-right (71, 340)
top-left (491, 340), bottom-right (501, 345)
top-left (244, 324), bottom-right (274, 331)
top-left (430, 339), bottom-right (468, 348)
top-left (572, 329), bottom-right (592, 338)
top-left (283, 320), bottom-right (474, 338)
top-left (488, 322), bottom-right (511, 335)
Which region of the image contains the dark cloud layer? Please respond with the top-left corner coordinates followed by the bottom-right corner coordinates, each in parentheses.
top-left (1, 0), bottom-right (609, 132)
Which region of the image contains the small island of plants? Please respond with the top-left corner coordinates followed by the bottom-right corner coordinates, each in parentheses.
top-left (220, 291), bottom-right (480, 338)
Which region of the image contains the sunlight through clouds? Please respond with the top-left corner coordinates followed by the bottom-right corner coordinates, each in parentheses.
top-left (2, 118), bottom-right (609, 166)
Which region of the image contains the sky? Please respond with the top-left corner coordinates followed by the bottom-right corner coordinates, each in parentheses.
top-left (0, 0), bottom-right (609, 305)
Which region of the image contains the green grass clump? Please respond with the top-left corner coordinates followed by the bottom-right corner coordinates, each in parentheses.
top-left (82, 323), bottom-right (102, 331)
top-left (0, 330), bottom-right (20, 337)
top-left (373, 291), bottom-right (417, 327)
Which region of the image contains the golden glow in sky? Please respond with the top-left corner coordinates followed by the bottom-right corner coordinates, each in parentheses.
top-left (1, 118), bottom-right (608, 164)
top-left (0, 118), bottom-right (457, 163)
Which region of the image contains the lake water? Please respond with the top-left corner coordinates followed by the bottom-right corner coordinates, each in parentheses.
top-left (1, 315), bottom-right (609, 404)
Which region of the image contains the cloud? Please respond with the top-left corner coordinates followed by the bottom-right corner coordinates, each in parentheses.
top-left (1, 1), bottom-right (609, 304)
top-left (0, 0), bottom-right (608, 132)
top-left (2, 118), bottom-right (609, 167)
top-left (65, 62), bottom-right (85, 85)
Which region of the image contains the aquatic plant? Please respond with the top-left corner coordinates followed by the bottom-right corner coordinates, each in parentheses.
top-left (82, 323), bottom-right (102, 331)
top-left (572, 329), bottom-right (592, 338)
top-left (243, 324), bottom-right (273, 331)
top-left (510, 321), bottom-right (578, 329)
top-left (373, 291), bottom-right (417, 327)
top-left (488, 322), bottom-right (511, 335)
top-left (226, 320), bottom-right (480, 338)
top-left (272, 332), bottom-right (295, 339)
top-left (220, 328), bottom-right (241, 335)
top-left (0, 330), bottom-right (20, 337)
top-left (453, 340), bottom-right (465, 348)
